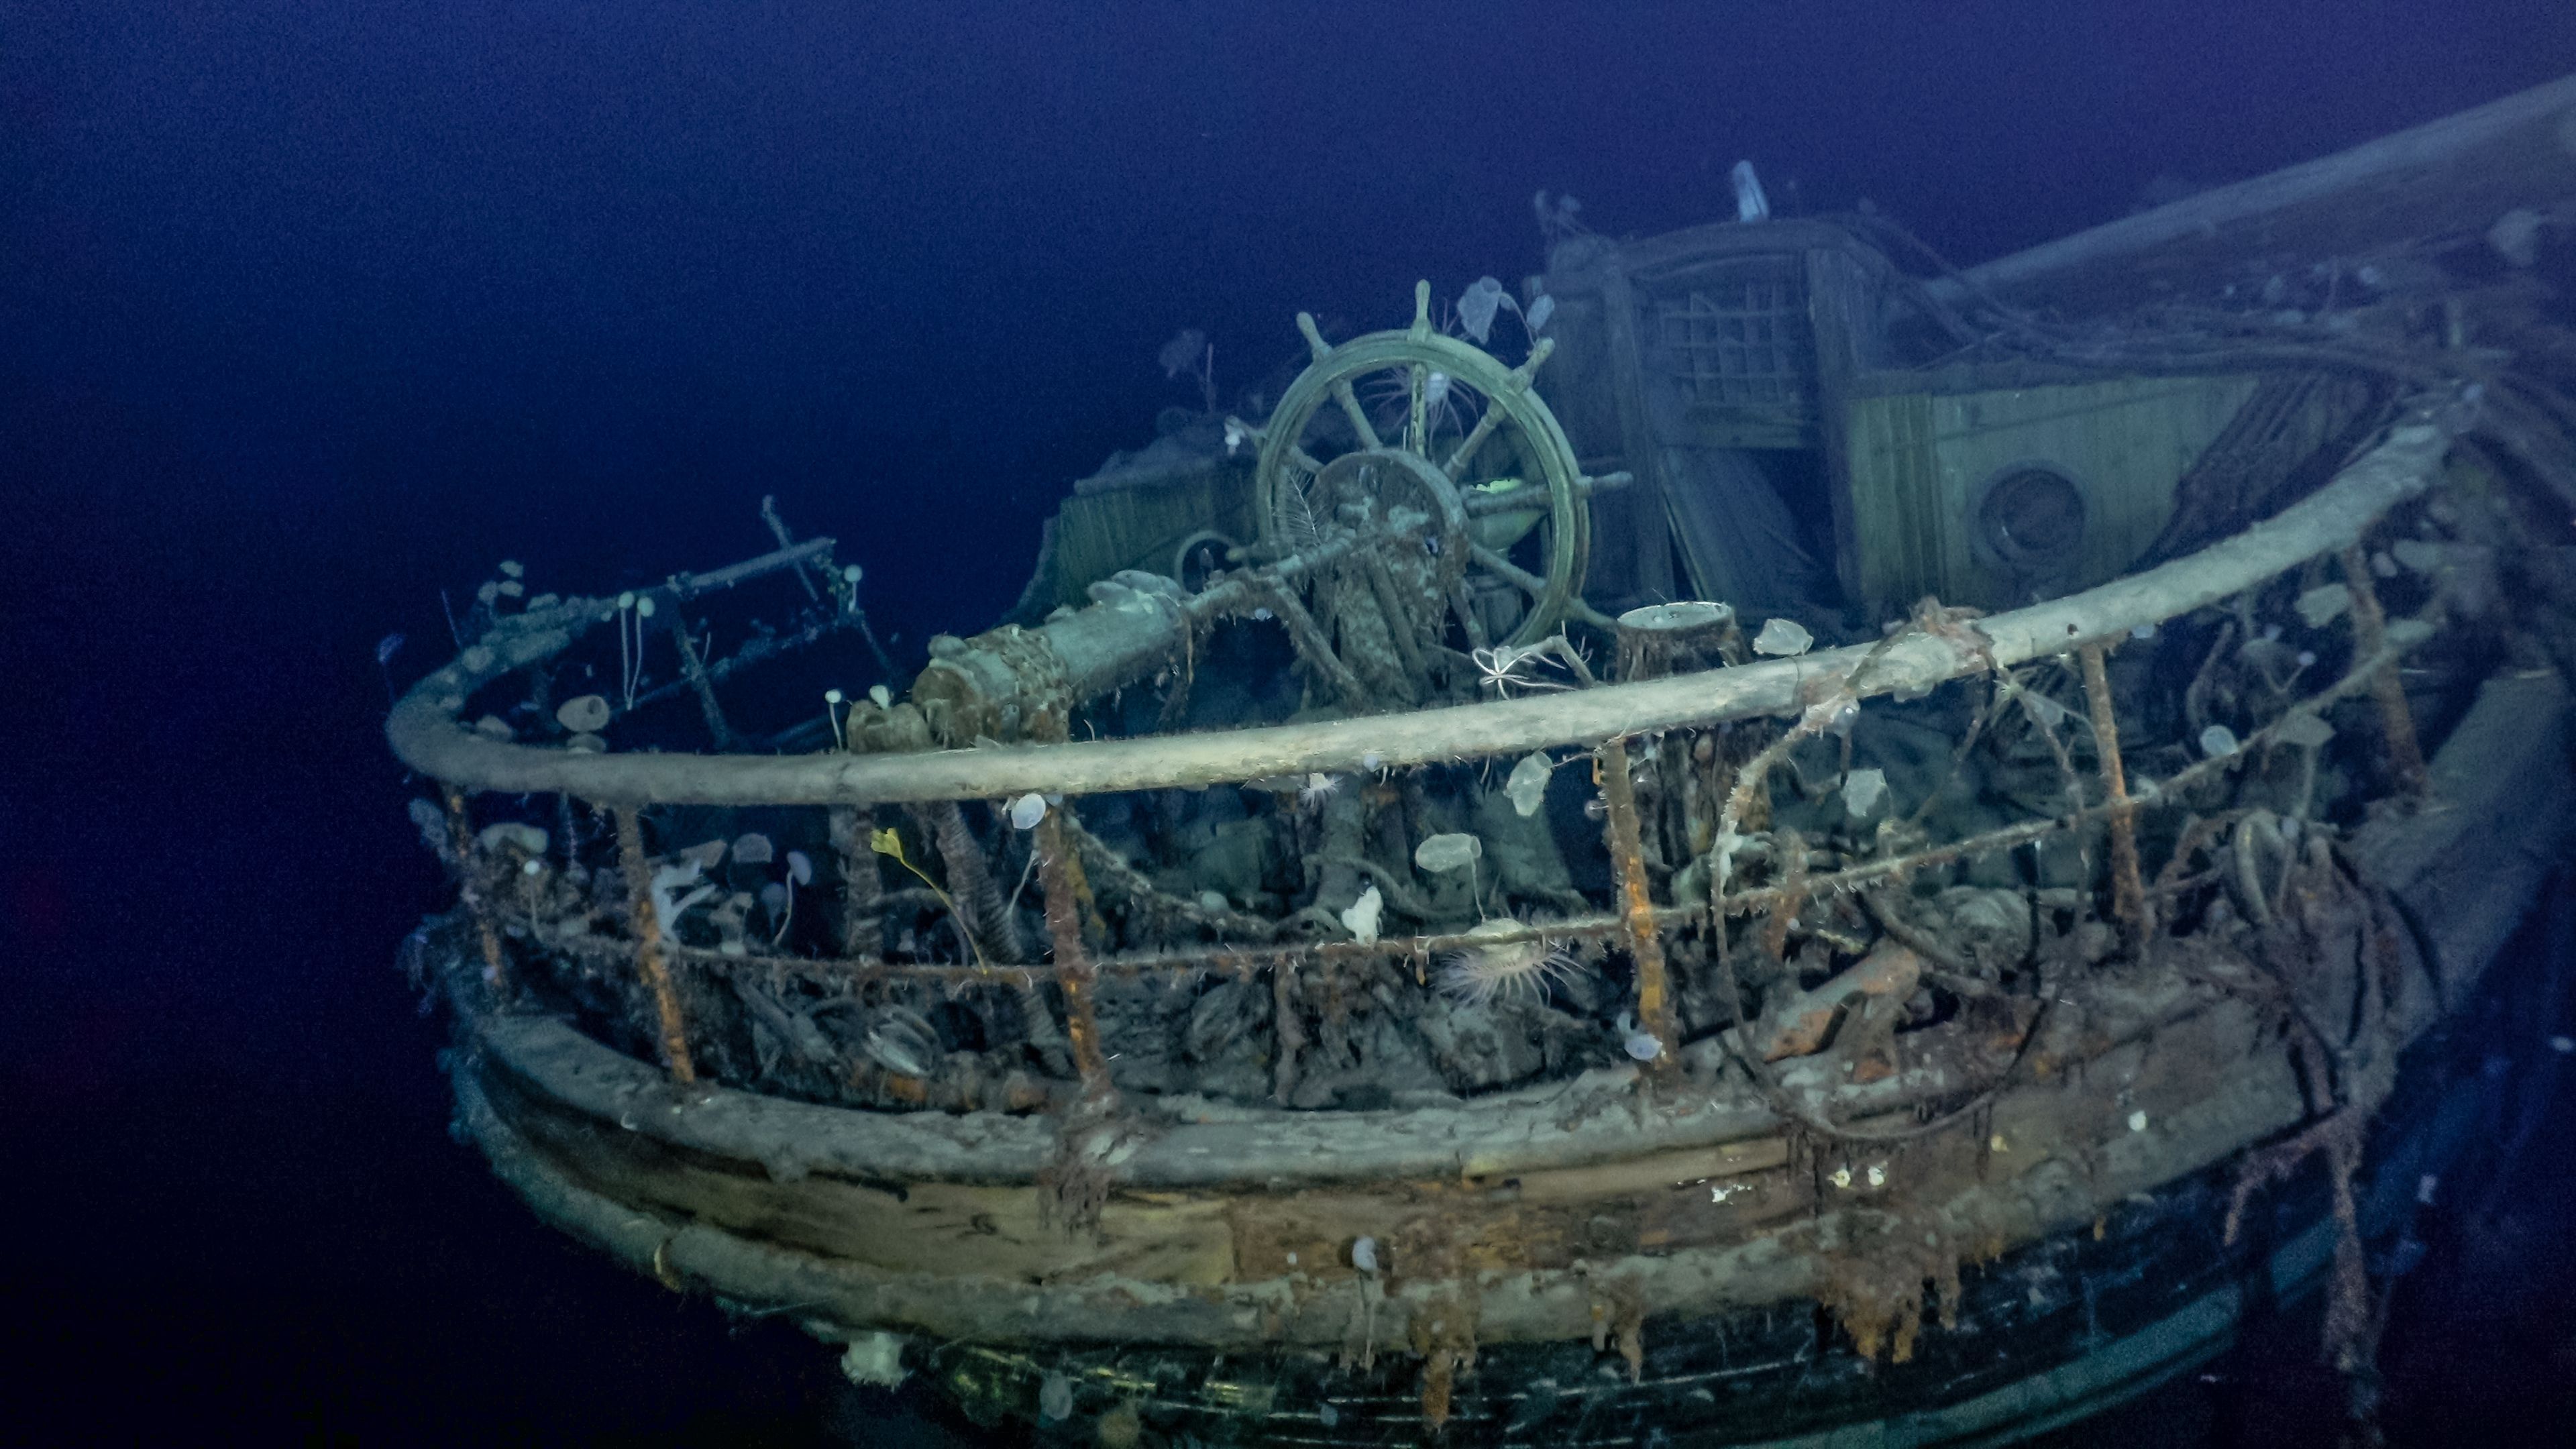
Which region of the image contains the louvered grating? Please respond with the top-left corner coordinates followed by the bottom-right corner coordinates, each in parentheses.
top-left (1654, 261), bottom-right (1812, 411)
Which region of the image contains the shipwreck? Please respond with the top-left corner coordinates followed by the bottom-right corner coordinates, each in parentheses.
top-left (391, 76), bottom-right (2576, 1444)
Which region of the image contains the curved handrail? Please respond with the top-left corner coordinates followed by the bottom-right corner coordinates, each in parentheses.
top-left (389, 423), bottom-right (2451, 807)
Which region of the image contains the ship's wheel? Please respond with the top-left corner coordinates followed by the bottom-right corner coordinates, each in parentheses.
top-left (1243, 281), bottom-right (1593, 657)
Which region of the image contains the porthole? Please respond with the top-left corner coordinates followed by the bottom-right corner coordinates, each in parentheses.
top-left (1973, 462), bottom-right (2088, 578)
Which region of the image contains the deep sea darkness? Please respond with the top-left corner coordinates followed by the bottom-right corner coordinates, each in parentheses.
top-left (8, 1), bottom-right (2576, 1442)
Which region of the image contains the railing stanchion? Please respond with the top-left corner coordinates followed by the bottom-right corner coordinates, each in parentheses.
top-left (612, 806), bottom-right (698, 1085)
top-left (1599, 735), bottom-right (1679, 1075)
top-left (2340, 546), bottom-right (2431, 799)
top-left (2078, 643), bottom-right (2152, 940)
top-left (443, 786), bottom-right (512, 996)
top-left (1034, 810), bottom-right (1117, 1100)
top-left (830, 804), bottom-right (883, 959)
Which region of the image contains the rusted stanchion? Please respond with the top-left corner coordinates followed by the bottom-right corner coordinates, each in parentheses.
top-left (611, 806), bottom-right (699, 1084)
top-left (442, 786), bottom-right (512, 995)
top-left (2340, 546), bottom-right (2432, 799)
top-left (1598, 735), bottom-right (1679, 1074)
top-left (2077, 643), bottom-right (2152, 938)
top-left (827, 804), bottom-right (883, 957)
top-left (1034, 810), bottom-right (1117, 1100)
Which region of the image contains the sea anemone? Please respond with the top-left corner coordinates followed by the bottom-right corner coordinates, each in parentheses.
top-left (1361, 364), bottom-right (1477, 441)
top-left (1297, 771), bottom-right (1341, 810)
top-left (1437, 920), bottom-right (1582, 1008)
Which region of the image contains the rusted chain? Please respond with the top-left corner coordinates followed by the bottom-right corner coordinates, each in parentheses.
top-left (537, 653), bottom-right (2401, 993)
top-left (517, 627), bottom-right (2416, 1000)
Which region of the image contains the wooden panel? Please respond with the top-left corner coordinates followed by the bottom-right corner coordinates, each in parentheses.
top-left (1848, 391), bottom-right (1942, 610)
top-left (488, 1049), bottom-right (1816, 1291)
top-left (1222, 1138), bottom-right (1806, 1284)
top-left (1680, 406), bottom-right (1812, 450)
top-left (1597, 256), bottom-right (1677, 604)
top-left (490, 1064), bottom-right (1240, 1286)
top-left (1532, 282), bottom-right (1667, 610)
top-left (1528, 289), bottom-right (1625, 460)
top-left (1807, 247), bottom-right (1876, 600)
top-left (1844, 375), bottom-right (2263, 611)
top-left (1051, 462), bottom-right (1257, 610)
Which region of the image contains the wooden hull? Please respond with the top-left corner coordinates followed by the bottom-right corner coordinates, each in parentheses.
top-left (445, 673), bottom-right (2569, 1442)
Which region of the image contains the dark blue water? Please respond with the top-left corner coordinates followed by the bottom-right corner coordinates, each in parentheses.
top-left (8, 2), bottom-right (2576, 1442)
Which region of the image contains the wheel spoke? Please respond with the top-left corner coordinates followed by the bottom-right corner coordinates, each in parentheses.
top-left (1442, 405), bottom-right (1508, 480)
top-left (1471, 541), bottom-right (1546, 597)
top-left (1471, 541), bottom-right (1616, 631)
top-left (1448, 579), bottom-right (1491, 651)
top-left (1407, 362), bottom-right (1427, 455)
top-left (1330, 379), bottom-right (1383, 452)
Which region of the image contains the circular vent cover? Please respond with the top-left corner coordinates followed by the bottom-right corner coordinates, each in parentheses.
top-left (1974, 462), bottom-right (2088, 579)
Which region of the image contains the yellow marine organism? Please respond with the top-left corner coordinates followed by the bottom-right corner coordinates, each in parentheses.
top-left (870, 826), bottom-right (987, 969)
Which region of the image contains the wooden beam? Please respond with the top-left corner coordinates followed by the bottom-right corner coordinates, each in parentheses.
top-left (1933, 72), bottom-right (2576, 315)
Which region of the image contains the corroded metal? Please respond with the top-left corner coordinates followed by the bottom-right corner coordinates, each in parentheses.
top-left (442, 784), bottom-right (511, 998)
top-left (1599, 734), bottom-right (1679, 1074)
top-left (2078, 641), bottom-right (2151, 934)
top-left (1254, 282), bottom-right (1593, 646)
top-left (612, 805), bottom-right (698, 1084)
top-left (2341, 544), bottom-right (2432, 798)
top-left (1034, 810), bottom-right (1116, 1099)
top-left (382, 80), bottom-right (2576, 1446)
top-left (828, 804), bottom-right (882, 957)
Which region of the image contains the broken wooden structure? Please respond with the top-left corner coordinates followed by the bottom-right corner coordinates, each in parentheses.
top-left (390, 73), bottom-right (2576, 1447)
